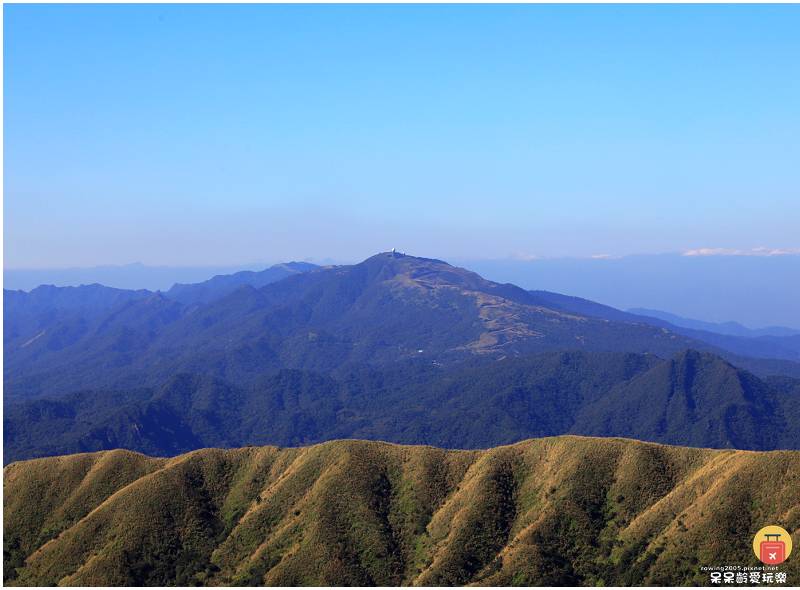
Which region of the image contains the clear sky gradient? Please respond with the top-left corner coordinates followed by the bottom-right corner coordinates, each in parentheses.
top-left (4, 4), bottom-right (800, 269)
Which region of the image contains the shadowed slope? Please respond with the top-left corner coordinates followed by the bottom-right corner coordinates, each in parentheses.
top-left (5, 437), bottom-right (799, 586)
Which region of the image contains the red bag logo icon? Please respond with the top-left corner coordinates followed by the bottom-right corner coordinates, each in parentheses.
top-left (753, 526), bottom-right (792, 565)
top-left (760, 534), bottom-right (786, 565)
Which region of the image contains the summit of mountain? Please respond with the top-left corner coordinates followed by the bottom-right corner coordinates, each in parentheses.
top-left (5, 252), bottom-right (800, 405)
top-left (337, 252), bottom-right (547, 304)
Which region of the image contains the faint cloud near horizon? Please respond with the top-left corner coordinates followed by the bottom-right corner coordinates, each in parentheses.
top-left (510, 252), bottom-right (542, 261)
top-left (509, 252), bottom-right (624, 261)
top-left (681, 247), bottom-right (800, 257)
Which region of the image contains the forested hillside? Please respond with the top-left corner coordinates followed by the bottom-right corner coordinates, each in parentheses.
top-left (6, 349), bottom-right (800, 466)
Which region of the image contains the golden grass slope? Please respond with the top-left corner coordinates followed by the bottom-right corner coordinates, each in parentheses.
top-left (4, 436), bottom-right (799, 586)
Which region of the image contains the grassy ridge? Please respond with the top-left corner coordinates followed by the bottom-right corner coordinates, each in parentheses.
top-left (5, 437), bottom-right (799, 586)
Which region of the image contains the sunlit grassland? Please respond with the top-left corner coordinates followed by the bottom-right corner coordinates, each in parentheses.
top-left (4, 436), bottom-right (799, 586)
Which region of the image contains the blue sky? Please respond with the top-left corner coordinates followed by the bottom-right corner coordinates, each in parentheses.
top-left (4, 3), bottom-right (800, 269)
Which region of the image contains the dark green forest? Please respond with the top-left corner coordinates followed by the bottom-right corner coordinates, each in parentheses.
top-left (6, 349), bottom-right (800, 466)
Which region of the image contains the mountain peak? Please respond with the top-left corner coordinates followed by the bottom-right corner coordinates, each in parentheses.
top-left (359, 252), bottom-right (489, 290)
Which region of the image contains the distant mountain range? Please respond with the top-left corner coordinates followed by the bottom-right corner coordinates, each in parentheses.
top-left (3, 260), bottom-right (317, 316)
top-left (5, 253), bottom-right (800, 407)
top-left (5, 437), bottom-right (799, 586)
top-left (534, 291), bottom-right (800, 363)
top-left (627, 308), bottom-right (800, 338)
top-left (162, 261), bottom-right (318, 306)
top-left (3, 261), bottom-right (304, 292)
